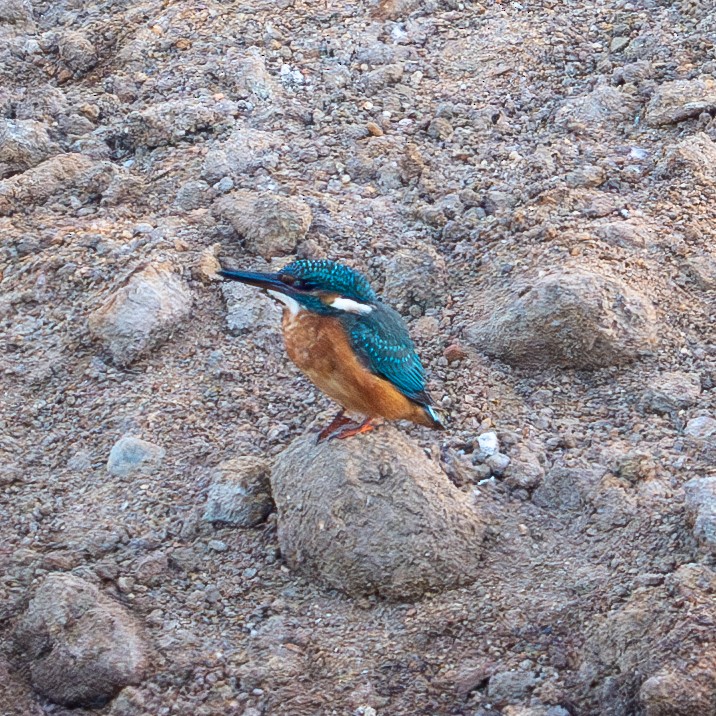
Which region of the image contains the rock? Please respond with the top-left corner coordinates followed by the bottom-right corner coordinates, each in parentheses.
top-left (639, 667), bottom-right (716, 716)
top-left (565, 164), bottom-right (605, 188)
top-left (466, 269), bottom-right (657, 370)
top-left (679, 255), bottom-right (716, 290)
top-left (685, 415), bottom-right (716, 440)
top-left (0, 153), bottom-right (115, 215)
top-left (125, 97), bottom-right (238, 149)
top-left (486, 452), bottom-right (511, 477)
top-left (202, 128), bottom-right (280, 183)
top-left (359, 64), bottom-right (404, 95)
top-left (595, 220), bottom-right (655, 248)
top-left (107, 435), bottom-right (165, 477)
top-left (14, 573), bottom-right (148, 707)
top-left (554, 85), bottom-right (638, 131)
top-left (657, 133), bottom-right (716, 185)
top-left (88, 264), bottom-right (193, 367)
top-left (224, 47), bottom-right (277, 100)
top-left (108, 686), bottom-right (146, 716)
top-left (203, 456), bottom-right (274, 527)
top-left (174, 179), bottom-right (212, 211)
top-left (221, 277), bottom-right (281, 334)
top-left (373, 0), bottom-right (423, 20)
top-left (532, 467), bottom-right (605, 512)
top-left (382, 245), bottom-right (448, 313)
top-left (504, 444), bottom-right (545, 490)
top-left (610, 36), bottom-right (630, 53)
top-left (213, 190), bottom-right (311, 259)
top-left (427, 117), bottom-right (453, 140)
top-left (58, 31), bottom-right (98, 75)
top-left (475, 432), bottom-right (499, 460)
top-left (487, 670), bottom-right (536, 705)
top-left (645, 77), bottom-right (716, 126)
top-left (684, 477), bottom-right (716, 554)
top-left (643, 371), bottom-right (701, 413)
top-left (270, 427), bottom-right (485, 600)
top-left (0, 119), bottom-right (59, 179)
top-left (133, 551), bottom-right (169, 586)
top-left (0, 0), bottom-right (32, 24)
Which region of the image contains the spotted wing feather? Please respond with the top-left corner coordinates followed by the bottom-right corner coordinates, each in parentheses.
top-left (346, 303), bottom-right (431, 405)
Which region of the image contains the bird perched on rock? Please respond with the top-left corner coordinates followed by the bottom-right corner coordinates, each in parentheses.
top-left (218, 259), bottom-right (444, 441)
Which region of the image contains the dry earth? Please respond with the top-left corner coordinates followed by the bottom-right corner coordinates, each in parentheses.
top-left (2, 0), bottom-right (716, 714)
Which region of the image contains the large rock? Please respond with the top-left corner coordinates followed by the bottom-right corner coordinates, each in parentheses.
top-left (0, 119), bottom-right (59, 179)
top-left (643, 371), bottom-right (701, 414)
top-left (213, 190), bottom-right (312, 259)
top-left (554, 85), bottom-right (638, 131)
top-left (0, 0), bottom-right (33, 24)
top-left (684, 477), bottom-right (716, 555)
top-left (202, 127), bottom-right (280, 183)
top-left (657, 133), bottom-right (716, 185)
top-left (223, 47), bottom-right (278, 100)
top-left (89, 264), bottom-right (193, 367)
top-left (203, 456), bottom-right (274, 527)
top-left (382, 244), bottom-right (448, 314)
top-left (107, 435), bottom-right (166, 478)
top-left (0, 153), bottom-right (115, 215)
top-left (270, 427), bottom-right (484, 600)
top-left (466, 269), bottom-right (657, 369)
top-left (645, 77), bottom-right (716, 126)
top-left (58, 31), bottom-right (98, 75)
top-left (14, 573), bottom-right (148, 707)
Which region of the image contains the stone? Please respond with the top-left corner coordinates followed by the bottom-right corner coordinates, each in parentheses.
top-left (382, 244), bottom-right (448, 313)
top-left (14, 573), bottom-right (148, 707)
top-left (213, 190), bottom-right (311, 259)
top-left (475, 432), bottom-right (499, 460)
top-left (107, 435), bottom-right (165, 477)
top-left (359, 64), bottom-right (404, 95)
top-left (486, 452), bottom-right (511, 477)
top-left (224, 46), bottom-right (277, 100)
top-left (487, 670), bottom-right (536, 705)
top-left (610, 36), bottom-right (630, 53)
top-left (554, 85), bottom-right (638, 131)
top-left (504, 444), bottom-right (545, 490)
top-left (643, 371), bottom-right (701, 413)
top-left (0, 119), bottom-right (59, 179)
top-left (684, 477), bottom-right (716, 554)
top-left (645, 77), bottom-right (716, 126)
top-left (640, 667), bottom-right (716, 716)
top-left (532, 467), bottom-right (605, 512)
top-left (174, 179), bottom-right (212, 211)
top-left (427, 117), bottom-right (453, 140)
top-left (108, 686), bottom-right (146, 716)
top-left (88, 263), bottom-right (193, 367)
top-left (203, 128), bottom-right (281, 183)
top-left (0, 153), bottom-right (115, 215)
top-left (203, 456), bottom-right (274, 527)
top-left (270, 427), bottom-right (485, 600)
top-left (125, 97), bottom-right (238, 149)
top-left (679, 255), bottom-right (716, 290)
top-left (0, 0), bottom-right (32, 23)
top-left (657, 132), bottom-right (716, 185)
top-left (595, 220), bottom-right (655, 248)
top-left (221, 278), bottom-right (281, 334)
top-left (685, 416), bottom-right (716, 439)
top-left (466, 269), bottom-right (657, 370)
top-left (58, 31), bottom-right (98, 75)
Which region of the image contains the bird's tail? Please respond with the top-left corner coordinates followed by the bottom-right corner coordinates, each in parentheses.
top-left (424, 404), bottom-right (446, 430)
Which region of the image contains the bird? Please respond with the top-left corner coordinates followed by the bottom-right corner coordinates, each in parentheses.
top-left (217, 259), bottom-right (445, 442)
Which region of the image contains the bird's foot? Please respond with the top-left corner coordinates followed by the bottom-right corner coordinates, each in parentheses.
top-left (328, 417), bottom-right (378, 441)
top-left (316, 410), bottom-right (352, 444)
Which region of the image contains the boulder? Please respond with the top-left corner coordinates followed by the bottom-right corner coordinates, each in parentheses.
top-left (270, 427), bottom-right (484, 600)
top-left (643, 371), bottom-right (701, 414)
top-left (0, 119), bottom-right (59, 179)
top-left (213, 190), bottom-right (311, 259)
top-left (657, 133), bottom-right (716, 185)
top-left (466, 269), bottom-right (657, 369)
top-left (203, 456), bottom-right (274, 527)
top-left (382, 244), bottom-right (448, 313)
top-left (14, 573), bottom-right (148, 707)
top-left (684, 477), bottom-right (716, 554)
top-left (107, 435), bottom-right (166, 478)
top-left (89, 264), bottom-right (193, 367)
top-left (645, 77), bottom-right (716, 126)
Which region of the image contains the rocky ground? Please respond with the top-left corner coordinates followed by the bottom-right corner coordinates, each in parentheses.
top-left (2, 0), bottom-right (716, 714)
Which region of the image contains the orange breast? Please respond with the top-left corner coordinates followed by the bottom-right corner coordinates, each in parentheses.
top-left (281, 310), bottom-right (432, 427)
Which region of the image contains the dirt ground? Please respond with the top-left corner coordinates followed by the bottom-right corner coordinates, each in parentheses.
top-left (2, 0), bottom-right (716, 714)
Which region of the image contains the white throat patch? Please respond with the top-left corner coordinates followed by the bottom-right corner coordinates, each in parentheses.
top-left (329, 297), bottom-right (374, 314)
top-left (267, 289), bottom-right (302, 316)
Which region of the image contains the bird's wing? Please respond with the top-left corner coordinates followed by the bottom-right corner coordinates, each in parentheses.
top-left (347, 303), bottom-right (431, 405)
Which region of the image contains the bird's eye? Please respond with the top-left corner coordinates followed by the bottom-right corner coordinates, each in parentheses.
top-left (282, 275), bottom-right (316, 291)
top-left (279, 273), bottom-right (296, 285)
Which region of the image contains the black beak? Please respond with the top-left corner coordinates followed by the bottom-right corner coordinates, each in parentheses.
top-left (217, 269), bottom-right (300, 297)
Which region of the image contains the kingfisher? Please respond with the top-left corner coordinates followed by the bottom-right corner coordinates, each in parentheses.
top-left (218, 259), bottom-right (445, 442)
